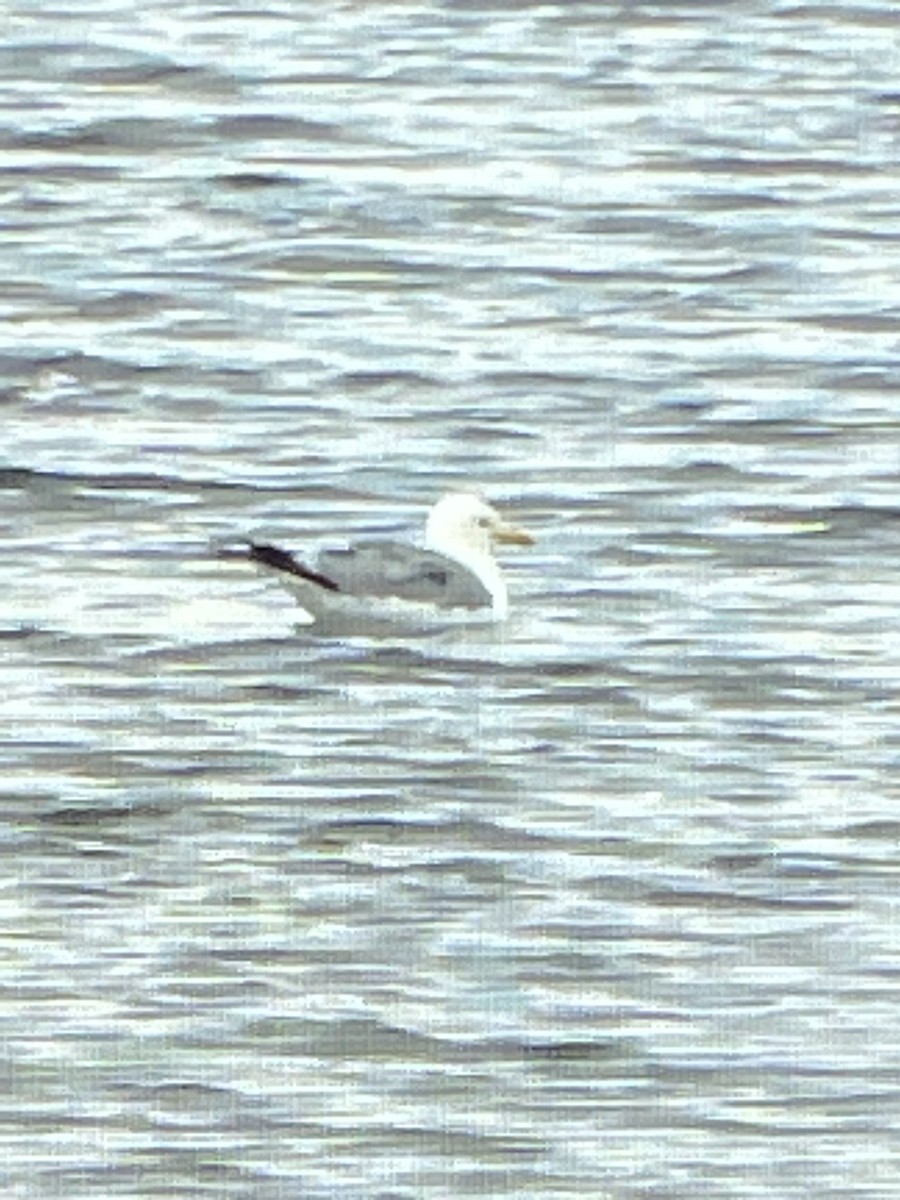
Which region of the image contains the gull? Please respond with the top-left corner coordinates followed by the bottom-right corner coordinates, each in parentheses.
top-left (241, 492), bottom-right (533, 633)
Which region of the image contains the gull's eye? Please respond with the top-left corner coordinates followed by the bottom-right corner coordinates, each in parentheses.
top-left (476, 516), bottom-right (491, 528)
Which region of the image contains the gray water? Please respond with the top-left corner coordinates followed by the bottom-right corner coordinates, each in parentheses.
top-left (3, 1), bottom-right (900, 1196)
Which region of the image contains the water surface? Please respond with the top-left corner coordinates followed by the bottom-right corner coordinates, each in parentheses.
top-left (3, 1), bottom-right (900, 1196)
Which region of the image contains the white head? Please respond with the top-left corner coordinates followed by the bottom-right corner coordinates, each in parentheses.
top-left (424, 493), bottom-right (532, 617)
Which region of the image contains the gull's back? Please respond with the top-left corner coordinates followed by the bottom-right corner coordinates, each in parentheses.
top-left (316, 542), bottom-right (493, 608)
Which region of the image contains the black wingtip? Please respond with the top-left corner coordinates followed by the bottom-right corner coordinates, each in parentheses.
top-left (246, 542), bottom-right (341, 592)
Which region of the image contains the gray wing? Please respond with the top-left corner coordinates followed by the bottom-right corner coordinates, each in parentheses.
top-left (315, 541), bottom-right (492, 608)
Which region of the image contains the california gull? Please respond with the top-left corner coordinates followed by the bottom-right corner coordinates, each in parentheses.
top-left (241, 492), bottom-right (533, 632)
